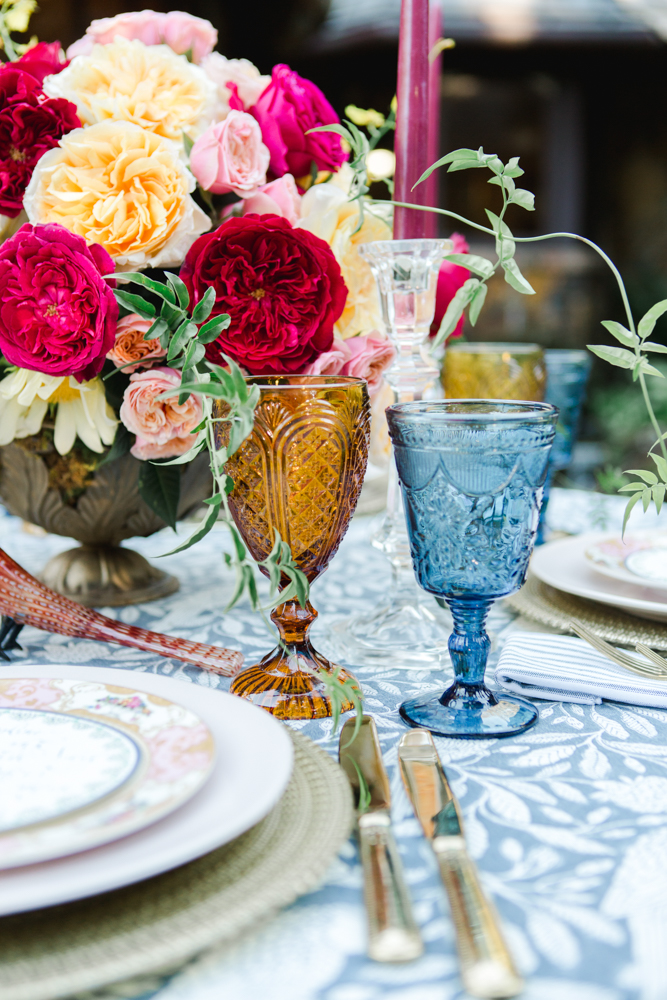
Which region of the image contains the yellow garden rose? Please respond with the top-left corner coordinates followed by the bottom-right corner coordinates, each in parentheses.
top-left (297, 180), bottom-right (391, 340)
top-left (24, 121), bottom-right (210, 269)
top-left (43, 37), bottom-right (220, 143)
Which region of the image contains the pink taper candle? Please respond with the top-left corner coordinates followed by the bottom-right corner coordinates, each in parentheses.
top-left (425, 0), bottom-right (442, 238)
top-left (393, 0), bottom-right (430, 240)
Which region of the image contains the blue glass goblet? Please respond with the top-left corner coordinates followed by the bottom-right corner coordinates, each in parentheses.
top-left (386, 401), bottom-right (557, 738)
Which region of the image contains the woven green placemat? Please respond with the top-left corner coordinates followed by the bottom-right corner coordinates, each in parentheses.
top-left (507, 575), bottom-right (667, 650)
top-left (0, 730), bottom-right (354, 1000)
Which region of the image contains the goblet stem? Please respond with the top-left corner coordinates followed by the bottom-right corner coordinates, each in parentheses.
top-left (446, 598), bottom-right (492, 688)
top-left (230, 599), bottom-right (356, 720)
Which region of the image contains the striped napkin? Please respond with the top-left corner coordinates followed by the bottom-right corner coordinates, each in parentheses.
top-left (495, 632), bottom-right (667, 708)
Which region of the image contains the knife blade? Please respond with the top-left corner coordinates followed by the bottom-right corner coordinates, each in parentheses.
top-left (398, 730), bottom-right (523, 999)
top-left (339, 715), bottom-right (423, 963)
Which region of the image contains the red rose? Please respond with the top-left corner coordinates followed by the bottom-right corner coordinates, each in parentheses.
top-left (247, 64), bottom-right (347, 179)
top-left (15, 42), bottom-right (68, 85)
top-left (181, 214), bottom-right (347, 374)
top-left (0, 68), bottom-right (80, 218)
top-left (0, 223), bottom-right (118, 382)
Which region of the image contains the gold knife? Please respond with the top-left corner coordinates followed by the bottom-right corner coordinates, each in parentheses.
top-left (339, 715), bottom-right (424, 963)
top-left (398, 730), bottom-right (523, 999)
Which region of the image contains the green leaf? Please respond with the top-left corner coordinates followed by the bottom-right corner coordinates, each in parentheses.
top-left (412, 148), bottom-right (483, 188)
top-left (600, 320), bottom-right (637, 348)
top-left (618, 482), bottom-right (651, 492)
top-left (158, 496), bottom-right (220, 557)
top-left (152, 438), bottom-right (205, 466)
top-left (504, 157), bottom-right (524, 178)
top-left (224, 562), bottom-right (255, 613)
top-left (468, 282), bottom-right (488, 327)
top-left (625, 468), bottom-right (658, 484)
top-left (113, 290), bottom-right (156, 318)
top-left (510, 187), bottom-right (535, 211)
top-left (488, 174), bottom-right (515, 196)
top-left (97, 423), bottom-right (134, 467)
top-left (182, 131), bottom-right (194, 157)
top-left (622, 492), bottom-right (642, 537)
top-left (446, 253), bottom-right (494, 280)
top-left (486, 156), bottom-right (505, 175)
top-left (638, 299), bottom-right (667, 340)
top-left (182, 340), bottom-right (206, 371)
top-left (138, 463), bottom-right (181, 530)
top-left (165, 272), bottom-right (190, 310)
top-left (192, 287), bottom-right (216, 324)
top-left (643, 489), bottom-right (652, 513)
top-left (306, 123), bottom-right (352, 141)
top-left (160, 298), bottom-right (185, 329)
top-left (198, 313), bottom-right (231, 343)
top-left (653, 483), bottom-right (666, 515)
top-left (433, 278), bottom-right (479, 347)
top-left (167, 320), bottom-right (198, 363)
top-left (106, 272), bottom-right (176, 305)
top-left (587, 344), bottom-right (636, 370)
top-left (145, 318), bottom-right (169, 342)
top-left (651, 453), bottom-right (667, 482)
top-left (486, 209), bottom-right (516, 261)
top-left (642, 341), bottom-right (667, 353)
top-left (502, 258), bottom-right (535, 295)
top-left (638, 358), bottom-right (665, 378)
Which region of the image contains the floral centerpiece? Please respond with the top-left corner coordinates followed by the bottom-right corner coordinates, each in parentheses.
top-left (0, 4), bottom-right (413, 607)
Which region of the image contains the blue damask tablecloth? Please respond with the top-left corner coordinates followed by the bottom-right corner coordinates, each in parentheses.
top-left (3, 489), bottom-right (667, 1000)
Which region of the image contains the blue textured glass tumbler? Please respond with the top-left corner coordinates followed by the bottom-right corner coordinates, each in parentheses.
top-left (386, 401), bottom-right (558, 738)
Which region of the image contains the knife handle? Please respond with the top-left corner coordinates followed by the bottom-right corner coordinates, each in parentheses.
top-left (358, 812), bottom-right (424, 963)
top-left (434, 836), bottom-right (523, 999)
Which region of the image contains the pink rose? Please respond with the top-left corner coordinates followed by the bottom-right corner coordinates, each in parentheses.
top-left (15, 42), bottom-right (68, 84)
top-left (67, 10), bottom-right (217, 64)
top-left (200, 53), bottom-right (270, 117)
top-left (341, 332), bottom-right (395, 396)
top-left (120, 366), bottom-right (203, 461)
top-left (249, 64), bottom-right (347, 179)
top-left (242, 174), bottom-right (301, 224)
top-left (161, 11), bottom-right (218, 63)
top-left (107, 313), bottom-right (167, 373)
top-left (430, 233), bottom-right (471, 340)
top-left (302, 335), bottom-right (351, 376)
top-left (190, 110), bottom-right (269, 198)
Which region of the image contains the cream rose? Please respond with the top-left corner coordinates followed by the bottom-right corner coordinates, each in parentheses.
top-left (297, 181), bottom-right (391, 340)
top-left (189, 111), bottom-right (269, 197)
top-left (24, 121), bottom-right (210, 270)
top-left (200, 53), bottom-right (270, 117)
top-left (44, 37), bottom-right (220, 143)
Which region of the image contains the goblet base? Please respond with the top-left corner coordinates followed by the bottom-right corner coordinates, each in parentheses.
top-left (229, 599), bottom-right (357, 720)
top-left (399, 682), bottom-right (538, 739)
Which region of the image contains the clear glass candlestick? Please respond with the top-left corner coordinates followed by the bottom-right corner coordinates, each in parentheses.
top-left (326, 238), bottom-right (453, 669)
top-left (386, 401), bottom-right (557, 738)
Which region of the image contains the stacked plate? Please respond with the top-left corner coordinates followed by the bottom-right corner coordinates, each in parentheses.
top-left (530, 530), bottom-right (667, 624)
top-left (0, 665), bottom-right (353, 1000)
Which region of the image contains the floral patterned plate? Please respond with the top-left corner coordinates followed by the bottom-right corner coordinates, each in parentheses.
top-left (585, 531), bottom-right (667, 590)
top-left (0, 678), bottom-right (215, 869)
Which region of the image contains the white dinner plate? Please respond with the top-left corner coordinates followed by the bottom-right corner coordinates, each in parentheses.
top-left (531, 532), bottom-right (667, 622)
top-left (585, 530), bottom-right (667, 589)
top-left (0, 665), bottom-right (293, 916)
top-left (0, 677), bottom-right (216, 869)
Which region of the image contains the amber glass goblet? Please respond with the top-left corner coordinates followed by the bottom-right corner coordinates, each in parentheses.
top-left (224, 376), bottom-right (371, 720)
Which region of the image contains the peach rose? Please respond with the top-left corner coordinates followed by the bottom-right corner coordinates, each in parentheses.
top-left (67, 10), bottom-right (217, 64)
top-left (120, 366), bottom-right (203, 460)
top-left (24, 121), bottom-right (210, 270)
top-left (200, 53), bottom-right (269, 116)
top-left (341, 332), bottom-right (395, 396)
top-left (190, 110), bottom-right (269, 197)
top-left (242, 174), bottom-right (301, 224)
top-left (302, 336), bottom-right (351, 376)
top-left (107, 314), bottom-right (167, 373)
top-left (45, 38), bottom-right (219, 144)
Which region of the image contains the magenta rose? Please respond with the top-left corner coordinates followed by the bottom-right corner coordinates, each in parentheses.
top-left (0, 68), bottom-right (80, 217)
top-left (15, 42), bottom-right (68, 85)
top-left (0, 223), bottom-right (118, 382)
top-left (190, 110), bottom-right (269, 197)
top-left (181, 213), bottom-right (347, 374)
top-left (248, 64), bottom-right (347, 179)
top-left (430, 233), bottom-right (471, 340)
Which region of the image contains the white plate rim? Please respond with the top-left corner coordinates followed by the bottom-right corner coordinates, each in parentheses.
top-left (0, 665), bottom-right (293, 916)
top-left (531, 532), bottom-right (667, 621)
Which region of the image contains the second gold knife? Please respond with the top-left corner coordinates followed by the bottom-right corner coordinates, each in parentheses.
top-left (398, 730), bottom-right (523, 999)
